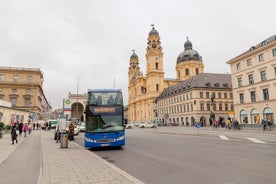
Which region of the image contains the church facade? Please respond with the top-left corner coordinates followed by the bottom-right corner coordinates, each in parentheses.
top-left (128, 26), bottom-right (204, 122)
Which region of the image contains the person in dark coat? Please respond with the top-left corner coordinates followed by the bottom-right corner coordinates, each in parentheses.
top-left (11, 125), bottom-right (18, 144)
top-left (18, 122), bottom-right (23, 136)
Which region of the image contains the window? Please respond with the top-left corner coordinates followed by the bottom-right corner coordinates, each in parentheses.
top-left (13, 75), bottom-right (18, 82)
top-left (156, 84), bottom-right (159, 91)
top-left (218, 92), bottom-right (221, 99)
top-left (240, 93), bottom-right (244, 104)
top-left (230, 93), bottom-right (233, 99)
top-left (247, 59), bottom-right (252, 66)
top-left (207, 103), bottom-right (211, 111)
top-left (0, 74), bottom-right (4, 81)
top-left (273, 48), bottom-right (276, 57)
top-left (263, 88), bottom-right (269, 100)
top-left (261, 40), bottom-right (267, 46)
top-left (224, 93), bottom-right (227, 99)
top-left (258, 54), bottom-right (264, 62)
top-left (213, 103), bottom-right (216, 111)
top-left (238, 77), bottom-right (242, 87)
top-left (225, 103), bottom-right (228, 111)
top-left (206, 92), bottom-right (210, 98)
top-left (27, 76), bottom-right (33, 82)
top-left (236, 63), bottom-right (241, 70)
top-left (200, 102), bottom-right (204, 111)
top-left (185, 68), bottom-right (189, 75)
top-left (260, 71), bottom-right (266, 81)
top-left (200, 92), bottom-right (203, 98)
top-left (25, 99), bottom-right (31, 106)
top-left (155, 63), bottom-right (158, 70)
top-left (10, 98), bottom-right (17, 107)
top-left (195, 68), bottom-right (199, 75)
top-left (250, 91), bottom-right (256, 102)
top-left (248, 74), bottom-right (254, 84)
top-left (219, 104), bottom-right (222, 111)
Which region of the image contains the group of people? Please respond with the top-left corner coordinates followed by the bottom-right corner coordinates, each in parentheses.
top-left (10, 122), bottom-right (31, 145)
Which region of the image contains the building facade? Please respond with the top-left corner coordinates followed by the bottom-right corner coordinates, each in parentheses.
top-left (155, 73), bottom-right (233, 126)
top-left (128, 25), bottom-right (204, 122)
top-left (63, 93), bottom-right (86, 120)
top-left (227, 35), bottom-right (276, 125)
top-left (0, 66), bottom-right (50, 121)
top-left (0, 100), bottom-right (30, 125)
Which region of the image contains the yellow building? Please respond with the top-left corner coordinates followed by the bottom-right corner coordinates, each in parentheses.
top-left (227, 35), bottom-right (276, 125)
top-left (0, 66), bottom-right (50, 122)
top-left (128, 25), bottom-right (204, 122)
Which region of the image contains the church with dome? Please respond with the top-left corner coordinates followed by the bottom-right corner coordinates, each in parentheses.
top-left (128, 25), bottom-right (206, 123)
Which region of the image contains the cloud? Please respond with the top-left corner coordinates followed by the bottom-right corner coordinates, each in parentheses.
top-left (0, 0), bottom-right (276, 109)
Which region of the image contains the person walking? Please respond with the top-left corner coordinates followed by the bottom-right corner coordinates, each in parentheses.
top-left (22, 123), bottom-right (29, 137)
top-left (11, 125), bottom-right (18, 144)
top-left (69, 121), bottom-right (74, 141)
top-left (18, 122), bottom-right (23, 136)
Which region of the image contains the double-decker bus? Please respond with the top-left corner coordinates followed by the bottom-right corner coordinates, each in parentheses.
top-left (84, 89), bottom-right (125, 148)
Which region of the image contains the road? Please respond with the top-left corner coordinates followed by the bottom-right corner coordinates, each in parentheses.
top-left (75, 127), bottom-right (276, 184)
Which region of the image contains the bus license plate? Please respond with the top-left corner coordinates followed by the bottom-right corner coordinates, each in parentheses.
top-left (101, 144), bottom-right (109, 147)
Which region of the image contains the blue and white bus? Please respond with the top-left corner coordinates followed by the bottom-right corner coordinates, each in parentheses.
top-left (84, 89), bottom-right (125, 148)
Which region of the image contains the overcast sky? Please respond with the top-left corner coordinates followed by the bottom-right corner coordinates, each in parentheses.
top-left (0, 0), bottom-right (275, 109)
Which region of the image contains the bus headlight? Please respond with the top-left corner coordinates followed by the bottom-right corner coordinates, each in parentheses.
top-left (116, 135), bottom-right (125, 141)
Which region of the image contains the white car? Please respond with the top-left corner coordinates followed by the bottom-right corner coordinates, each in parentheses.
top-left (125, 123), bottom-right (134, 129)
top-left (79, 122), bottom-right (85, 132)
top-left (139, 122), bottom-right (156, 128)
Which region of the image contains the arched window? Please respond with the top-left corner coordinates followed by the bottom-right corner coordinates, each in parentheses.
top-left (155, 62), bottom-right (158, 69)
top-left (240, 109), bottom-right (248, 124)
top-left (156, 84), bottom-right (159, 91)
top-left (263, 107), bottom-right (274, 124)
top-left (251, 108), bottom-right (260, 124)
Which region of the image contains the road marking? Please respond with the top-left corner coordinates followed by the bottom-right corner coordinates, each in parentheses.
top-left (219, 135), bottom-right (229, 140)
top-left (247, 138), bottom-right (266, 144)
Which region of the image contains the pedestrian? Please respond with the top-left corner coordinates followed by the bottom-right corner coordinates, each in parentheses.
top-left (11, 125), bottom-right (18, 144)
top-left (69, 121), bottom-right (74, 141)
top-left (33, 122), bottom-right (36, 130)
top-left (36, 122), bottom-right (39, 130)
top-left (18, 122), bottom-right (23, 136)
top-left (22, 123), bottom-right (29, 137)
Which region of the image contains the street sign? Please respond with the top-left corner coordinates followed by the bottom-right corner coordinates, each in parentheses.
top-left (196, 123), bottom-right (200, 128)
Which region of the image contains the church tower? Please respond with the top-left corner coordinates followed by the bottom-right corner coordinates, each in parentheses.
top-left (145, 25), bottom-right (165, 95)
top-left (175, 37), bottom-right (204, 80)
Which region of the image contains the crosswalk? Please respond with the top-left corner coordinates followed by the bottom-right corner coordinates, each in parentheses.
top-left (218, 135), bottom-right (266, 144)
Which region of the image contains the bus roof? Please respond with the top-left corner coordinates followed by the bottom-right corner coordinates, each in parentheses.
top-left (87, 89), bottom-right (122, 93)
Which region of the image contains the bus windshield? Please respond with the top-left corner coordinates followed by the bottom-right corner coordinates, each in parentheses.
top-left (86, 114), bottom-right (123, 132)
top-left (88, 91), bottom-right (123, 105)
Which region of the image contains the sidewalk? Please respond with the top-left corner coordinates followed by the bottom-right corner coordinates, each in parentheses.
top-left (0, 131), bottom-right (25, 165)
top-left (0, 131), bottom-right (144, 184)
top-left (39, 130), bottom-right (144, 184)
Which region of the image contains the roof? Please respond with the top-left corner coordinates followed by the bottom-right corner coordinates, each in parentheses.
top-left (157, 73), bottom-right (232, 100)
top-left (227, 34), bottom-right (276, 63)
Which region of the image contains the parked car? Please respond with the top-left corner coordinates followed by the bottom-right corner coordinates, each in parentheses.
top-left (125, 123), bottom-right (134, 129)
top-left (139, 122), bottom-right (156, 128)
top-left (79, 122), bottom-right (85, 132)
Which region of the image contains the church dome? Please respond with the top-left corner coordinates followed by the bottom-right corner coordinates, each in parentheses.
top-left (149, 25), bottom-right (159, 36)
top-left (177, 37), bottom-right (202, 64)
top-left (130, 50), bottom-right (138, 59)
